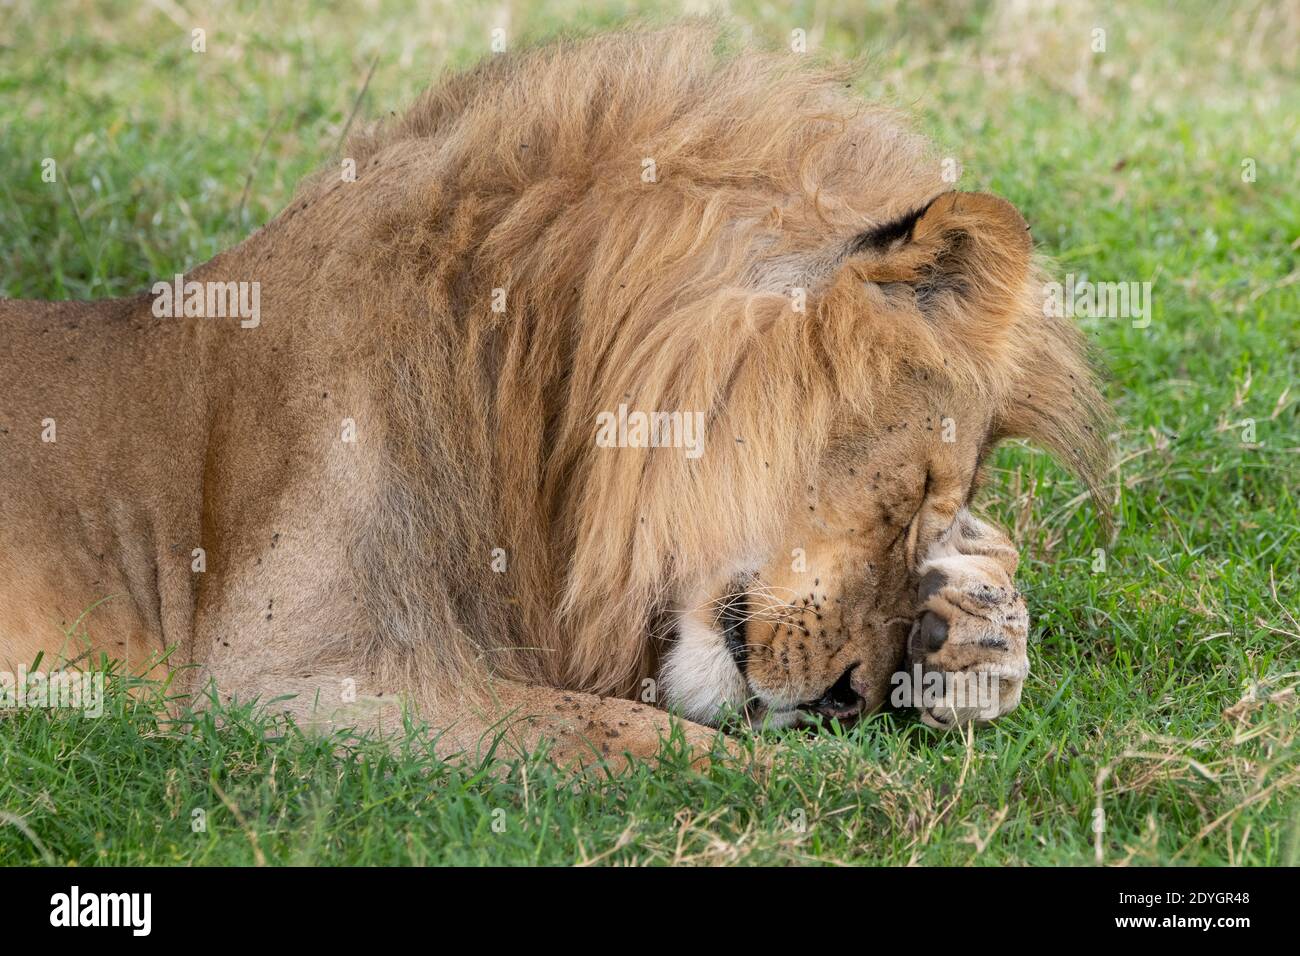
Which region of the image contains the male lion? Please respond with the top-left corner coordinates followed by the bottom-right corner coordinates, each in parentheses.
top-left (0, 28), bottom-right (1106, 767)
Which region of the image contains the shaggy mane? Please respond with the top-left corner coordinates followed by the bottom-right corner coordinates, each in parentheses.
top-left (299, 25), bottom-right (1108, 699)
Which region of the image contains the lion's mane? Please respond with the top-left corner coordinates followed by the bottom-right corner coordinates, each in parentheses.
top-left (300, 25), bottom-right (1106, 700)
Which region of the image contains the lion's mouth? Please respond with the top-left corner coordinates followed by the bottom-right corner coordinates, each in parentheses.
top-left (796, 665), bottom-right (865, 721)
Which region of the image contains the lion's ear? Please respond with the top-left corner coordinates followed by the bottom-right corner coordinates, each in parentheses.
top-left (850, 191), bottom-right (1032, 329)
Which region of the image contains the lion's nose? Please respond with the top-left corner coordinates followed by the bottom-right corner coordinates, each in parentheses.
top-left (801, 665), bottom-right (865, 720)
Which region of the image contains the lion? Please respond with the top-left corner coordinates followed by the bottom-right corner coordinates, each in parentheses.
top-left (0, 26), bottom-right (1107, 767)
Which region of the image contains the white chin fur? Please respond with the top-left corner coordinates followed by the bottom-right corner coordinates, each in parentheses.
top-left (660, 611), bottom-right (749, 726)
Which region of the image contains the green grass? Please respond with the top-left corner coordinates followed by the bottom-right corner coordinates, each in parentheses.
top-left (1, 0), bottom-right (1297, 865)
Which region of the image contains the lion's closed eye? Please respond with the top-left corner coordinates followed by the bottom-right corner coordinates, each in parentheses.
top-left (966, 442), bottom-right (995, 506)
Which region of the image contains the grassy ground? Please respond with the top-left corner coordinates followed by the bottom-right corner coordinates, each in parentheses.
top-left (1, 0), bottom-right (1297, 865)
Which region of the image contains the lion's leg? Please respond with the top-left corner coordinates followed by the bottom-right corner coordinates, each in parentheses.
top-left (906, 510), bottom-right (1030, 728)
top-left (196, 668), bottom-right (724, 770)
top-left (446, 679), bottom-right (726, 770)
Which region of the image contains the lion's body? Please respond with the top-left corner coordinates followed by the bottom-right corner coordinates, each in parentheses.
top-left (0, 28), bottom-right (1105, 764)
top-left (0, 270), bottom-right (375, 693)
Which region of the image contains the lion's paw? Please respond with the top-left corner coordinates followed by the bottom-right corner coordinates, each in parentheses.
top-left (906, 511), bottom-right (1030, 729)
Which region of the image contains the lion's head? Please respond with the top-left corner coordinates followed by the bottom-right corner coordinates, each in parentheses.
top-left (657, 191), bottom-right (1107, 726)
top-left (322, 26), bottom-right (1108, 725)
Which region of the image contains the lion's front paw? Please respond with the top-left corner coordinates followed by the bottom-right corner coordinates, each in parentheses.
top-left (906, 514), bottom-right (1029, 730)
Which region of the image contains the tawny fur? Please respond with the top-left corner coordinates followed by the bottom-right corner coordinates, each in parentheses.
top-left (0, 26), bottom-right (1107, 763)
